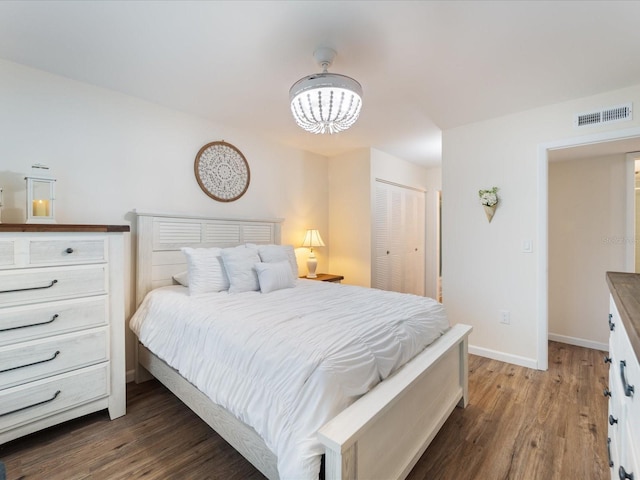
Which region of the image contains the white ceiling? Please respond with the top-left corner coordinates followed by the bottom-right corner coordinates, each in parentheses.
top-left (2, 1), bottom-right (640, 167)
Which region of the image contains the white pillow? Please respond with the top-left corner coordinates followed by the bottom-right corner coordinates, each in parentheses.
top-left (256, 244), bottom-right (299, 278)
top-left (255, 261), bottom-right (296, 294)
top-left (221, 245), bottom-right (261, 293)
top-left (181, 247), bottom-right (229, 295)
top-left (172, 270), bottom-right (189, 286)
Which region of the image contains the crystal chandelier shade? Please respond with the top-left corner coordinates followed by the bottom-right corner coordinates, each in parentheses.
top-left (289, 48), bottom-right (363, 135)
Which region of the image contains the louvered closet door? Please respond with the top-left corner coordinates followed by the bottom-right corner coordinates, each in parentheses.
top-left (373, 184), bottom-right (391, 291)
top-left (372, 181), bottom-right (425, 295)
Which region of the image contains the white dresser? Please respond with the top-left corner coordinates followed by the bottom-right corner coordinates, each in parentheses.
top-left (0, 224), bottom-right (128, 444)
top-left (606, 272), bottom-right (640, 480)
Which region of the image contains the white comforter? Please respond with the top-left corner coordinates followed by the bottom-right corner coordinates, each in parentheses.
top-left (130, 279), bottom-right (449, 479)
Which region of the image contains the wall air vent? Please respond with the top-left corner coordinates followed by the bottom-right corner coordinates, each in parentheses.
top-left (574, 103), bottom-right (632, 127)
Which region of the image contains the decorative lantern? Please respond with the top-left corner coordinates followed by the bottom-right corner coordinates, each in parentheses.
top-left (25, 164), bottom-right (56, 224)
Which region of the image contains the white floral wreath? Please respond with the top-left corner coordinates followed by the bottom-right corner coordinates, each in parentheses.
top-left (479, 187), bottom-right (498, 207)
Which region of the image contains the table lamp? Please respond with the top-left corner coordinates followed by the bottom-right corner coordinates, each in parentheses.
top-left (301, 229), bottom-right (325, 278)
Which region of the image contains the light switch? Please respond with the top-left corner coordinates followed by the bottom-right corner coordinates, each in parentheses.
top-left (522, 240), bottom-right (533, 253)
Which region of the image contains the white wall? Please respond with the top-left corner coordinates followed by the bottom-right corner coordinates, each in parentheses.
top-left (548, 155), bottom-right (627, 349)
top-left (0, 59), bottom-right (329, 376)
top-left (422, 167), bottom-right (442, 299)
top-left (327, 149), bottom-right (371, 286)
top-left (443, 83), bottom-right (640, 368)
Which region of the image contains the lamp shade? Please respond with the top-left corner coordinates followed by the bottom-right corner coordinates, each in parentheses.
top-left (301, 229), bottom-right (325, 248)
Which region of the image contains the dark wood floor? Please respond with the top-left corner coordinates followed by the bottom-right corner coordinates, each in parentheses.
top-left (0, 341), bottom-right (609, 480)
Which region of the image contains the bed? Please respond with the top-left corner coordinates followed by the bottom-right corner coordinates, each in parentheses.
top-left (131, 212), bottom-right (472, 480)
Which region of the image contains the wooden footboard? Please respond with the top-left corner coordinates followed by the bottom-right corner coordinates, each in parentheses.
top-left (318, 323), bottom-right (472, 480)
top-left (136, 323), bottom-right (471, 480)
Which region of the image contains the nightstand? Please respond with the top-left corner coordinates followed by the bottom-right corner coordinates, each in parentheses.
top-left (302, 273), bottom-right (344, 283)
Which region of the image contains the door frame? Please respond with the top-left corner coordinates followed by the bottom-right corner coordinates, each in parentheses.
top-left (537, 126), bottom-right (640, 370)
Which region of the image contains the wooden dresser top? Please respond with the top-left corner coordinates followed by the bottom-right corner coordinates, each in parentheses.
top-left (607, 271), bottom-right (640, 361)
top-left (0, 224), bottom-right (129, 233)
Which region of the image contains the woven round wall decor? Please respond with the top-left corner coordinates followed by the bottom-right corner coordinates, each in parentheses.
top-left (194, 141), bottom-right (250, 202)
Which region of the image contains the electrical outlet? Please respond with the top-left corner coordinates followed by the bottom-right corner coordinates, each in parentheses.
top-left (500, 310), bottom-right (511, 325)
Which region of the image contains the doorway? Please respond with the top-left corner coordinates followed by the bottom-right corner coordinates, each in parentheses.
top-left (538, 127), bottom-right (640, 370)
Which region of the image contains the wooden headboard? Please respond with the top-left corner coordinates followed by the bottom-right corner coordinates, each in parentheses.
top-left (135, 211), bottom-right (283, 306)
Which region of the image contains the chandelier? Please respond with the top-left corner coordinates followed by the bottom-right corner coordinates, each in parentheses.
top-left (289, 47), bottom-right (363, 135)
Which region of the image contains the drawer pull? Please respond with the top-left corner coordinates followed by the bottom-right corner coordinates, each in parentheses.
top-left (609, 313), bottom-right (615, 331)
top-left (607, 437), bottom-right (614, 468)
top-left (65, 247), bottom-right (74, 254)
top-left (619, 466), bottom-right (634, 480)
top-left (0, 279), bottom-right (58, 294)
top-left (0, 314), bottom-right (59, 333)
top-left (620, 360), bottom-right (635, 397)
top-left (0, 350), bottom-right (60, 373)
top-left (604, 388), bottom-right (612, 398)
top-left (605, 356), bottom-right (613, 364)
top-left (609, 414), bottom-right (618, 425)
top-left (0, 390), bottom-right (61, 417)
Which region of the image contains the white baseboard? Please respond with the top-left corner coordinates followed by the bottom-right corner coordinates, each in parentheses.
top-left (548, 333), bottom-right (608, 352)
top-left (469, 345), bottom-right (538, 369)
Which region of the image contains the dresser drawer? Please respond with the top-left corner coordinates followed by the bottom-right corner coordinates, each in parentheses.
top-left (0, 297), bottom-right (107, 347)
top-left (0, 265), bottom-right (107, 308)
top-left (0, 363), bottom-right (108, 433)
top-left (0, 328), bottom-right (108, 390)
top-left (29, 239), bottom-right (106, 266)
top-left (0, 241), bottom-right (14, 268)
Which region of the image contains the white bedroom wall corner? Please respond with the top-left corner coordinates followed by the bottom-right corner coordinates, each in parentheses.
top-left (424, 168), bottom-right (443, 300)
top-left (328, 149), bottom-right (372, 287)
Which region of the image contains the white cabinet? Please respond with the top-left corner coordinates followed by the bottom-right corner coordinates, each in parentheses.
top-left (0, 225), bottom-right (128, 443)
top-left (373, 181), bottom-right (425, 296)
top-left (607, 291), bottom-right (639, 479)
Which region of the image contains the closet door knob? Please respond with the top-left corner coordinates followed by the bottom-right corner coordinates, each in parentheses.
top-left (65, 247), bottom-right (74, 254)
